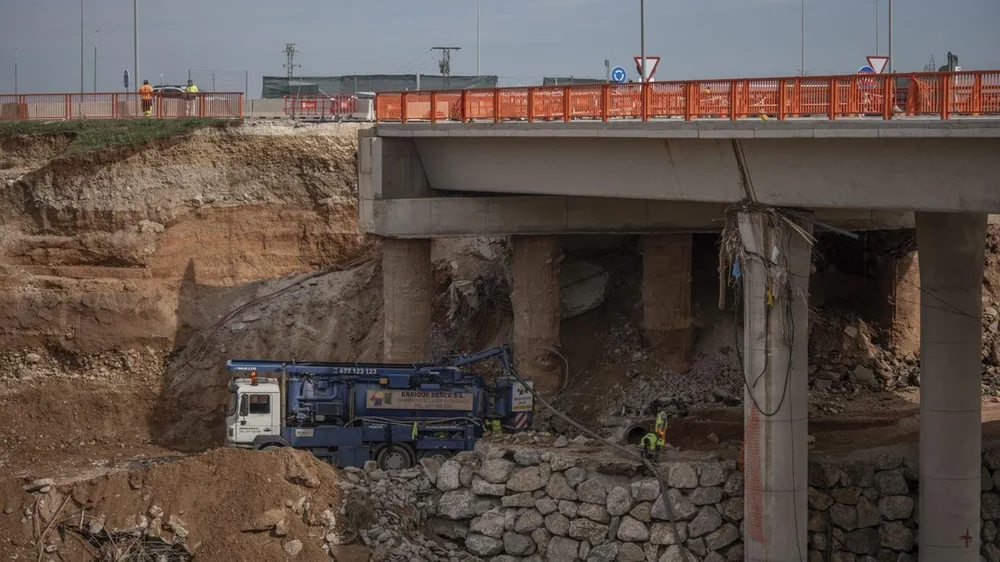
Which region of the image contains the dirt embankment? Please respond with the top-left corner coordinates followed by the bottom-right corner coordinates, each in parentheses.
top-left (0, 122), bottom-right (379, 476)
top-left (0, 122), bottom-right (370, 353)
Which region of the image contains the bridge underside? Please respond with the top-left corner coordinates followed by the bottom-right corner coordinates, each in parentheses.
top-left (362, 120), bottom-right (998, 561)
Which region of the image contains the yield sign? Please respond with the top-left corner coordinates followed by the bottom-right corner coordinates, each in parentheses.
top-left (634, 56), bottom-right (661, 82)
top-left (867, 56), bottom-right (889, 74)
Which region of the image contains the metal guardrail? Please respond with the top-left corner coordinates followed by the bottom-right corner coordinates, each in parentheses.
top-left (375, 71), bottom-right (1000, 123)
top-left (0, 92), bottom-right (244, 120)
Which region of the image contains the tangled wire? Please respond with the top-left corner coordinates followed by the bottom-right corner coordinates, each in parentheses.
top-left (63, 525), bottom-right (193, 562)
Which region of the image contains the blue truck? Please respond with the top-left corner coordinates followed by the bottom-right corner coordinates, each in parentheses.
top-left (224, 345), bottom-right (534, 469)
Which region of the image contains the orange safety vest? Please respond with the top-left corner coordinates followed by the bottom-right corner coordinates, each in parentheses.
top-left (139, 84), bottom-right (153, 101)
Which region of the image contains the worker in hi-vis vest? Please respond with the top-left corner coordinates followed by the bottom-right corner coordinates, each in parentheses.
top-left (139, 80), bottom-right (154, 117)
top-left (185, 79), bottom-right (199, 117)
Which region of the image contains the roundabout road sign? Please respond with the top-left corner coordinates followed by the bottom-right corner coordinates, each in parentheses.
top-left (610, 66), bottom-right (627, 83)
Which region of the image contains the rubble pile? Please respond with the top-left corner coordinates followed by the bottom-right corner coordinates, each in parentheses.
top-left (2, 448), bottom-right (346, 562)
top-left (337, 464), bottom-right (479, 562)
top-left (808, 314), bottom-right (920, 395)
top-left (563, 315), bottom-right (743, 423)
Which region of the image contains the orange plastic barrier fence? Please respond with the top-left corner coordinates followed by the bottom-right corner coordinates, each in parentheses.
top-left (0, 92), bottom-right (243, 120)
top-left (375, 71), bottom-right (1000, 123)
top-left (283, 94), bottom-right (358, 118)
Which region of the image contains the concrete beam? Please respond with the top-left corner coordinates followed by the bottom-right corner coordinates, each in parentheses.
top-left (375, 120), bottom-right (1000, 140)
top-left (916, 211), bottom-right (987, 561)
top-left (739, 212), bottom-right (813, 561)
top-left (361, 195), bottom-right (926, 238)
top-left (406, 136), bottom-right (1000, 212)
top-left (358, 132), bottom-right (433, 201)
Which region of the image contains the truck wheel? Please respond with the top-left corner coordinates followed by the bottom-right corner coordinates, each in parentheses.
top-left (375, 444), bottom-right (414, 471)
top-left (259, 444), bottom-right (283, 452)
top-left (417, 450), bottom-right (452, 463)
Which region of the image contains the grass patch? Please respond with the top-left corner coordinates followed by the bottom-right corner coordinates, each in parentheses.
top-left (0, 118), bottom-right (234, 157)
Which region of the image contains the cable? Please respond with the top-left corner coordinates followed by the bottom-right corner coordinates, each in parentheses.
top-left (494, 358), bottom-right (691, 562)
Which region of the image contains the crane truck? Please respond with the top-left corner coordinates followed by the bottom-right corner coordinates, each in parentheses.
top-left (224, 345), bottom-right (534, 470)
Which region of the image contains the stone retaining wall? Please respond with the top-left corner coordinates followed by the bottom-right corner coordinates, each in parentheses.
top-left (339, 442), bottom-right (1000, 562)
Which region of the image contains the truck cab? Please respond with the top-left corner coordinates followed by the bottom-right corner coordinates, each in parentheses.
top-left (226, 375), bottom-right (282, 448)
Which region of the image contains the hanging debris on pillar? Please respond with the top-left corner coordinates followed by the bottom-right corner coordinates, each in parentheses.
top-left (717, 202), bottom-right (818, 312)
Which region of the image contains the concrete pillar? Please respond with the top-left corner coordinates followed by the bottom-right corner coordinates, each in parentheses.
top-left (642, 234), bottom-right (694, 372)
top-left (738, 212), bottom-right (813, 562)
top-left (891, 252), bottom-right (922, 358)
top-left (512, 236), bottom-right (563, 395)
top-left (382, 238), bottom-right (432, 363)
top-left (916, 211), bottom-right (987, 562)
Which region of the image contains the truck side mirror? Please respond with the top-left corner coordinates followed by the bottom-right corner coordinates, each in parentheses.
top-left (239, 395), bottom-right (249, 417)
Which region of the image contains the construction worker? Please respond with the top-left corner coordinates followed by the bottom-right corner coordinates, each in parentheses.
top-left (139, 80), bottom-right (154, 117)
top-left (185, 79), bottom-right (199, 117)
top-left (639, 411), bottom-right (669, 461)
top-left (654, 411), bottom-right (668, 446)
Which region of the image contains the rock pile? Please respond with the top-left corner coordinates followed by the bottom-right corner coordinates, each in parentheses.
top-left (808, 315), bottom-right (920, 395)
top-left (336, 463), bottom-right (479, 562)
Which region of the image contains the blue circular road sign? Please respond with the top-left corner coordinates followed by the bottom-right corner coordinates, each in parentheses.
top-left (610, 66), bottom-right (628, 83)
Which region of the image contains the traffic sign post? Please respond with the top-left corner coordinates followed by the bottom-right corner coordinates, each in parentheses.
top-left (858, 65), bottom-right (876, 89)
top-left (634, 56), bottom-right (660, 82)
top-left (866, 56), bottom-right (889, 74)
top-left (610, 66), bottom-right (628, 84)
top-left (123, 70), bottom-right (130, 91)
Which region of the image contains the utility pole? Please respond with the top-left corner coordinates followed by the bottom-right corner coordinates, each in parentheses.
top-left (640, 0), bottom-right (646, 83)
top-left (134, 0), bottom-right (139, 92)
top-left (13, 48), bottom-right (17, 95)
top-left (80, 0), bottom-right (84, 93)
top-left (431, 47), bottom-right (461, 77)
top-left (283, 43), bottom-right (301, 80)
top-left (94, 30), bottom-right (98, 93)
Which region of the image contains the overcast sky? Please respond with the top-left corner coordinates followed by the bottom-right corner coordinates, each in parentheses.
top-left (1, 0), bottom-right (998, 95)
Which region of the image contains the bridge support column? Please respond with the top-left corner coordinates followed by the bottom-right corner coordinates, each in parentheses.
top-left (738, 212), bottom-right (812, 562)
top-left (916, 211), bottom-right (986, 562)
top-left (512, 236), bottom-right (563, 395)
top-left (642, 234), bottom-right (694, 372)
top-left (382, 238), bottom-right (432, 362)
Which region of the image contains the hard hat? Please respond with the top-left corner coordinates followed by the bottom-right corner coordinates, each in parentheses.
top-left (143, 79), bottom-right (149, 85)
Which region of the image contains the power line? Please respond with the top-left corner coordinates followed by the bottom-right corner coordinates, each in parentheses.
top-left (431, 46), bottom-right (461, 77)
top-left (283, 43), bottom-right (301, 80)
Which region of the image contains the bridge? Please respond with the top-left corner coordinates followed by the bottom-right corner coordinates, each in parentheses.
top-left (362, 70), bottom-right (1000, 562)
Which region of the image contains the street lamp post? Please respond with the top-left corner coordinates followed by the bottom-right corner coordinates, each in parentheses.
top-left (800, 0), bottom-right (805, 76)
top-left (875, 0), bottom-right (879, 55)
top-left (887, 0), bottom-right (893, 72)
top-left (80, 0), bottom-right (84, 93)
top-left (640, 0), bottom-right (646, 83)
top-left (476, 0), bottom-right (481, 76)
top-left (94, 30), bottom-right (98, 93)
top-left (134, 0), bottom-right (140, 92)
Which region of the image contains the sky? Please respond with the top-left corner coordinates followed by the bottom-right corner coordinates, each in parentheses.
top-left (1, 0), bottom-right (998, 96)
